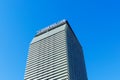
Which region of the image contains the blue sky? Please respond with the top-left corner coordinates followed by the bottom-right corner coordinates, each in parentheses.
top-left (0, 0), bottom-right (120, 80)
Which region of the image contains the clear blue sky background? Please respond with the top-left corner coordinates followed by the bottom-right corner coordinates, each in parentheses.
top-left (0, 0), bottom-right (120, 80)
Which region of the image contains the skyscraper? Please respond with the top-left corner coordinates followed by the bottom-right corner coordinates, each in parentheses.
top-left (24, 20), bottom-right (88, 80)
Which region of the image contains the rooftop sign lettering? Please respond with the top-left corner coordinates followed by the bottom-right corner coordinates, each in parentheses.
top-left (36, 19), bottom-right (67, 36)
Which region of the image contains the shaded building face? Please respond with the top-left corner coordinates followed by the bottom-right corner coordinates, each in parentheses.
top-left (24, 20), bottom-right (88, 80)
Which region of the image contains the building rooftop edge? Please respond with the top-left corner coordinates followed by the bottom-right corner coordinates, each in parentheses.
top-left (35, 19), bottom-right (68, 37)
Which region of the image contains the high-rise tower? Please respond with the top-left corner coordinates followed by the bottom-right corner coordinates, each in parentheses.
top-left (24, 20), bottom-right (88, 80)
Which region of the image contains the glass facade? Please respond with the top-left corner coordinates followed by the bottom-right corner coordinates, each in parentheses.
top-left (24, 20), bottom-right (88, 80)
